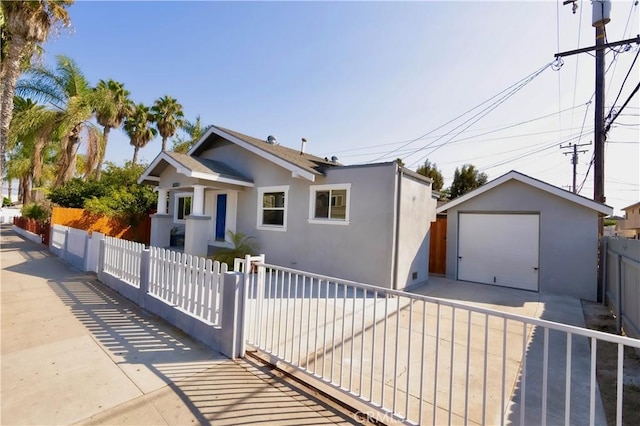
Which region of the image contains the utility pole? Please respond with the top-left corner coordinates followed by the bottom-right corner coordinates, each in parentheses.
top-left (560, 142), bottom-right (590, 193)
top-left (557, 1), bottom-right (615, 236)
top-left (593, 0), bottom-right (610, 237)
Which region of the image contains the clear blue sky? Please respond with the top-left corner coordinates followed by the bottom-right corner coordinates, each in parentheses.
top-left (39, 1), bottom-right (639, 214)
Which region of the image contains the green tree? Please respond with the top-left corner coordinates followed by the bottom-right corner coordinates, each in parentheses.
top-left (47, 177), bottom-right (106, 208)
top-left (92, 79), bottom-right (132, 180)
top-left (151, 95), bottom-right (184, 152)
top-left (416, 159), bottom-right (444, 192)
top-left (9, 97), bottom-right (57, 197)
top-left (124, 103), bottom-right (157, 165)
top-left (0, 0), bottom-right (73, 196)
top-left (83, 162), bottom-right (157, 221)
top-left (449, 164), bottom-right (488, 199)
top-left (48, 162), bottom-right (157, 222)
top-left (16, 54), bottom-right (103, 186)
top-left (171, 115), bottom-right (212, 154)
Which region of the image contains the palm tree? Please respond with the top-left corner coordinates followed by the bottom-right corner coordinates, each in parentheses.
top-left (124, 103), bottom-right (157, 165)
top-left (151, 96), bottom-right (184, 151)
top-left (171, 115), bottom-right (213, 153)
top-left (0, 0), bottom-right (73, 197)
top-left (92, 79), bottom-right (132, 179)
top-left (16, 54), bottom-right (102, 187)
top-left (9, 96), bottom-right (57, 200)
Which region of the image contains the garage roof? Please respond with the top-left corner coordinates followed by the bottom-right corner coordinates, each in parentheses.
top-left (436, 170), bottom-right (613, 216)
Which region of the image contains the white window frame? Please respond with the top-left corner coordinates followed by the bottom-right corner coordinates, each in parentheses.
top-left (308, 183), bottom-right (351, 225)
top-left (256, 185), bottom-right (289, 232)
top-left (173, 192), bottom-right (192, 223)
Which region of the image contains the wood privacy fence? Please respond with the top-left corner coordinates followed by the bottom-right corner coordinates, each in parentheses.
top-left (13, 217), bottom-right (50, 245)
top-left (51, 207), bottom-right (151, 244)
top-left (429, 216), bottom-right (447, 275)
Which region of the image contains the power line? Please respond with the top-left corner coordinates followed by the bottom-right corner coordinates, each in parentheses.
top-left (325, 104), bottom-right (587, 157)
top-left (366, 61), bottom-right (555, 164)
top-left (406, 63), bottom-right (555, 168)
top-left (606, 46), bottom-right (640, 125)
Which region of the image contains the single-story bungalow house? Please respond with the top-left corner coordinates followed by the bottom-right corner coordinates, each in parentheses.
top-left (138, 126), bottom-right (438, 290)
top-left (436, 170), bottom-right (613, 301)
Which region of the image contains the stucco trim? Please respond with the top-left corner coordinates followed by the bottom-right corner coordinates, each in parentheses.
top-left (437, 170), bottom-right (613, 216)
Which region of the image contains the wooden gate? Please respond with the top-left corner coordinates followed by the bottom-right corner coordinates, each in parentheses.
top-left (429, 216), bottom-right (447, 275)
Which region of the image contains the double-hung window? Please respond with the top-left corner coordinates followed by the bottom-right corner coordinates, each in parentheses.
top-left (174, 193), bottom-right (192, 222)
top-left (309, 184), bottom-right (350, 225)
top-left (257, 186), bottom-right (289, 231)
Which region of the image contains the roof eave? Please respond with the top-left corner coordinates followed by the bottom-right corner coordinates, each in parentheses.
top-left (436, 170), bottom-right (613, 216)
top-left (210, 127), bottom-right (318, 182)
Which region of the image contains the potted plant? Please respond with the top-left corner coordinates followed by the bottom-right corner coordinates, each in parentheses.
top-left (170, 226), bottom-right (184, 247)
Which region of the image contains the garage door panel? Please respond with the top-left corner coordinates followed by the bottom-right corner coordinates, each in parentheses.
top-left (458, 213), bottom-right (539, 291)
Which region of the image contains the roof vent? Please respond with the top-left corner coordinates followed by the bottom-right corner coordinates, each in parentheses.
top-left (266, 135), bottom-right (277, 145)
top-left (300, 138), bottom-right (307, 155)
top-left (331, 156), bottom-right (339, 163)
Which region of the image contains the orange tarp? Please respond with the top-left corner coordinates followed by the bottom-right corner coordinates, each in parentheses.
top-left (51, 207), bottom-right (151, 244)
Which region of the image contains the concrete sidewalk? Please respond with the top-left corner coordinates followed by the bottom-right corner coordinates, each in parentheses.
top-left (0, 226), bottom-right (356, 425)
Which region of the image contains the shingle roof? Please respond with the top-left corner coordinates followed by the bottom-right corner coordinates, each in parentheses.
top-left (164, 151), bottom-right (252, 183)
top-left (193, 126), bottom-right (340, 176)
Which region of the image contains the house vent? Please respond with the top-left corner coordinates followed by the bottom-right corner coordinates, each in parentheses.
top-left (331, 156), bottom-right (339, 163)
top-left (266, 135), bottom-right (277, 145)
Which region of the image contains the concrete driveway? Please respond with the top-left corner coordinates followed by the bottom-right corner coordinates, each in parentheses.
top-left (411, 276), bottom-right (606, 425)
top-left (246, 273), bottom-right (606, 425)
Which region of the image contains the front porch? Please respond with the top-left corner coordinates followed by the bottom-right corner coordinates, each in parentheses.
top-left (140, 151), bottom-right (254, 258)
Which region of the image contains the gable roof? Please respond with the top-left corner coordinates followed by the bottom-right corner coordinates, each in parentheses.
top-left (138, 151), bottom-right (254, 187)
top-left (188, 126), bottom-right (339, 182)
top-left (622, 201), bottom-right (640, 211)
top-left (436, 170), bottom-right (613, 216)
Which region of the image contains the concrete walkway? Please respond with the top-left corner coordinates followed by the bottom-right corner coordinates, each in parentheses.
top-left (0, 226), bottom-right (356, 425)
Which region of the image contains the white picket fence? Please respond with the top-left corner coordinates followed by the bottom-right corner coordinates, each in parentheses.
top-left (103, 236), bottom-right (144, 288)
top-left (149, 247), bottom-right (227, 325)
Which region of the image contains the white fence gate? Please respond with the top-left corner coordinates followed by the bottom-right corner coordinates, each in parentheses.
top-left (244, 262), bottom-right (640, 426)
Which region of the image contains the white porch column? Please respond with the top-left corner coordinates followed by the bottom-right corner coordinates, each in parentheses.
top-left (156, 188), bottom-right (168, 215)
top-left (192, 185), bottom-right (205, 216)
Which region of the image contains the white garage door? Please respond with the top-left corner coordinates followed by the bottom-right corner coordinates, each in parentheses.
top-left (458, 213), bottom-right (539, 291)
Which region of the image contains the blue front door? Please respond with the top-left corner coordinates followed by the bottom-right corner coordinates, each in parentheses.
top-left (215, 194), bottom-right (227, 241)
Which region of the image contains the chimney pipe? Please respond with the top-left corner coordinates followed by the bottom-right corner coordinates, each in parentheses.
top-left (300, 138), bottom-right (307, 155)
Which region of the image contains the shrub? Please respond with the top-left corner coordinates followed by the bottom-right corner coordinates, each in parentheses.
top-left (21, 202), bottom-right (51, 223)
top-left (2, 197), bottom-right (11, 207)
top-left (212, 231), bottom-right (259, 268)
top-left (47, 178), bottom-right (107, 208)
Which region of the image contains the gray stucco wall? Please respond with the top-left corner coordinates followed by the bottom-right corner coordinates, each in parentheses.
top-left (444, 180), bottom-right (599, 301)
top-left (396, 172), bottom-right (435, 290)
top-left (153, 140), bottom-right (435, 289)
top-left (198, 144), bottom-right (416, 289)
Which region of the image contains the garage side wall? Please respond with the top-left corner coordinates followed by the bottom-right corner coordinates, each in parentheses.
top-left (445, 180), bottom-right (599, 301)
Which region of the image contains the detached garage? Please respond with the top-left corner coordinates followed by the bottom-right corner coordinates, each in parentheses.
top-left (436, 171), bottom-right (612, 301)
